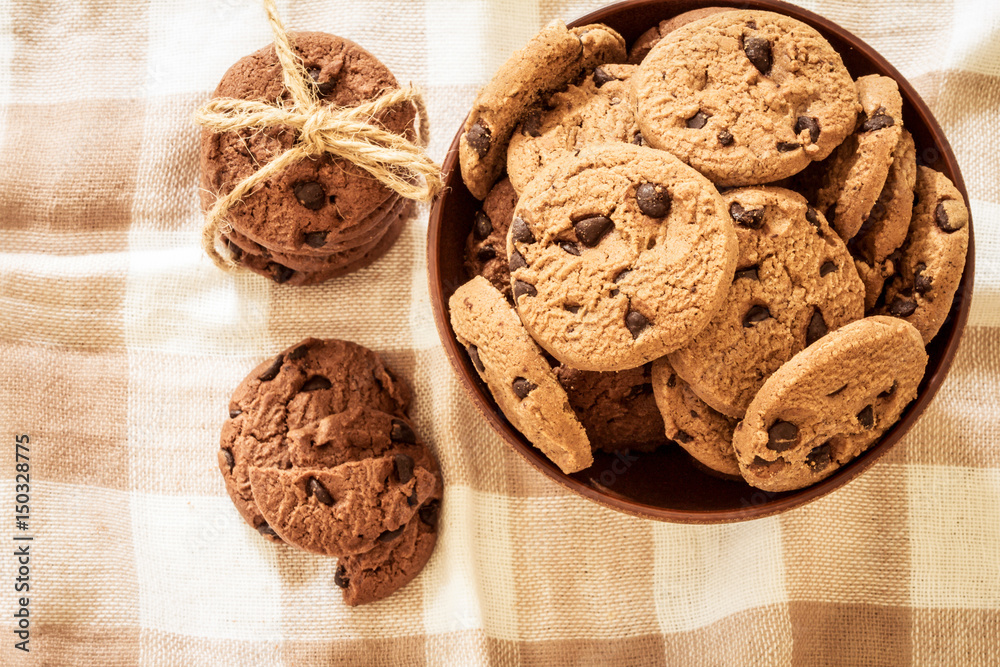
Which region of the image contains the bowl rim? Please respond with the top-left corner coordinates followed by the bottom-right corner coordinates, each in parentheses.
top-left (426, 0), bottom-right (976, 523)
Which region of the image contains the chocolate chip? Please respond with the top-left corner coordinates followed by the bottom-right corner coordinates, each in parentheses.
top-left (258, 355), bottom-right (284, 381)
top-left (729, 202), bottom-right (765, 228)
top-left (935, 202), bottom-right (963, 232)
top-left (390, 419), bottom-right (417, 444)
top-left (914, 263), bottom-right (933, 294)
top-left (574, 215), bottom-right (614, 247)
top-left (746, 19), bottom-right (757, 29)
top-left (378, 527), bottom-right (405, 543)
top-left (806, 443), bottom-right (832, 471)
top-left (334, 564), bottom-right (350, 589)
top-left (419, 499), bottom-right (440, 528)
top-left (593, 66), bottom-right (614, 88)
top-left (229, 408), bottom-right (242, 419)
top-left (507, 249), bottom-right (526, 272)
top-left (806, 206), bottom-right (821, 229)
top-left (614, 268), bottom-right (633, 284)
top-left (560, 241), bottom-right (582, 256)
top-left (467, 345), bottom-right (484, 373)
top-left (718, 129), bottom-right (734, 146)
top-left (666, 374), bottom-right (676, 388)
top-left (625, 309), bottom-right (649, 339)
top-left (221, 448), bottom-right (234, 471)
top-left (521, 109), bottom-right (543, 137)
top-left (795, 116), bottom-right (821, 143)
top-left (303, 231), bottom-right (327, 248)
top-left (308, 477), bottom-right (335, 506)
top-left (394, 454), bottom-right (415, 483)
top-left (511, 217), bottom-right (535, 244)
top-left (735, 266), bottom-right (759, 281)
top-left (744, 36), bottom-right (772, 74)
top-left (289, 344), bottom-right (309, 360)
top-left (636, 183), bottom-right (671, 218)
top-left (767, 421), bottom-right (798, 451)
top-left (512, 377), bottom-right (537, 399)
top-left (565, 304), bottom-right (580, 314)
top-left (674, 430), bottom-right (693, 444)
top-left (806, 310), bottom-right (828, 346)
top-left (632, 132), bottom-right (644, 145)
top-left (257, 523), bottom-right (279, 538)
top-left (820, 261), bottom-right (838, 277)
top-left (686, 110), bottom-right (709, 129)
top-left (476, 245), bottom-right (496, 263)
top-left (861, 114), bottom-right (895, 132)
top-left (513, 280), bottom-right (537, 300)
top-left (473, 210), bottom-right (493, 239)
top-left (271, 263), bottom-right (295, 284)
top-left (857, 404), bottom-right (875, 430)
top-left (777, 141), bottom-right (801, 152)
top-left (743, 305), bottom-right (771, 327)
top-left (466, 121), bottom-right (491, 158)
top-left (308, 68), bottom-right (336, 97)
top-left (293, 181), bottom-right (326, 210)
top-left (888, 297), bottom-right (917, 317)
top-left (879, 382), bottom-right (897, 399)
top-left (301, 375), bottom-right (332, 392)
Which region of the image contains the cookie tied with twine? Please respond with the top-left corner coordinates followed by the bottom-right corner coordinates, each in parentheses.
top-left (195, 0), bottom-right (442, 273)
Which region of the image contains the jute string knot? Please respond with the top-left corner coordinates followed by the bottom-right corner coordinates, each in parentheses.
top-left (194, 0), bottom-right (442, 270)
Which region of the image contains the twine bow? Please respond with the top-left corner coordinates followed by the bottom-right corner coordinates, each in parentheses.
top-left (195, 0), bottom-right (443, 270)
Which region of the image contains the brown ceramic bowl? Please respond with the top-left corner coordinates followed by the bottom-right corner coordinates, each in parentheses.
top-left (428, 0), bottom-right (975, 522)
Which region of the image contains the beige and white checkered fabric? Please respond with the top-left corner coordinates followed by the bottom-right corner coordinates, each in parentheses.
top-left (0, 0), bottom-right (998, 665)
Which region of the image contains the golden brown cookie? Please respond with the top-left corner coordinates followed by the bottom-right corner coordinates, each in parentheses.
top-left (507, 143), bottom-right (737, 372)
top-left (449, 276), bottom-right (593, 473)
top-left (815, 75), bottom-right (904, 242)
top-left (733, 316), bottom-right (927, 492)
top-left (459, 21), bottom-right (626, 200)
top-left (506, 64), bottom-right (640, 194)
top-left (877, 166), bottom-right (970, 344)
top-left (632, 10), bottom-right (858, 186)
top-left (651, 359), bottom-right (739, 477)
top-left (668, 187), bottom-right (865, 418)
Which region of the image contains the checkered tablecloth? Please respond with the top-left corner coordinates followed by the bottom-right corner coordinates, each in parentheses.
top-left (1, 0), bottom-right (998, 664)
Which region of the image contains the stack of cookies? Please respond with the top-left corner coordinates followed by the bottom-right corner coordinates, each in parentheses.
top-left (200, 32), bottom-right (418, 286)
top-left (218, 338), bottom-right (442, 606)
top-left (450, 10), bottom-right (968, 492)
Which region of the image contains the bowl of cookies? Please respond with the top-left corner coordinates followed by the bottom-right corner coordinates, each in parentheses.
top-left (428, 0), bottom-right (974, 522)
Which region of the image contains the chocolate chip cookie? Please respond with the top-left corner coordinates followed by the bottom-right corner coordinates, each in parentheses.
top-left (219, 338), bottom-right (411, 540)
top-left (231, 199), bottom-right (411, 286)
top-left (733, 316), bottom-right (927, 492)
top-left (249, 455), bottom-right (438, 556)
top-left (459, 21), bottom-right (626, 200)
top-left (335, 503), bottom-right (439, 606)
top-left (815, 75), bottom-right (904, 242)
top-left (464, 178), bottom-right (518, 298)
top-left (877, 166), bottom-right (970, 344)
top-left (668, 187), bottom-right (865, 418)
top-left (449, 276), bottom-right (593, 473)
top-left (506, 64), bottom-right (640, 194)
top-left (632, 10), bottom-right (858, 186)
top-left (555, 363), bottom-right (668, 453)
top-left (200, 32), bottom-right (417, 255)
top-left (651, 359), bottom-right (739, 477)
top-left (507, 143), bottom-right (737, 371)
